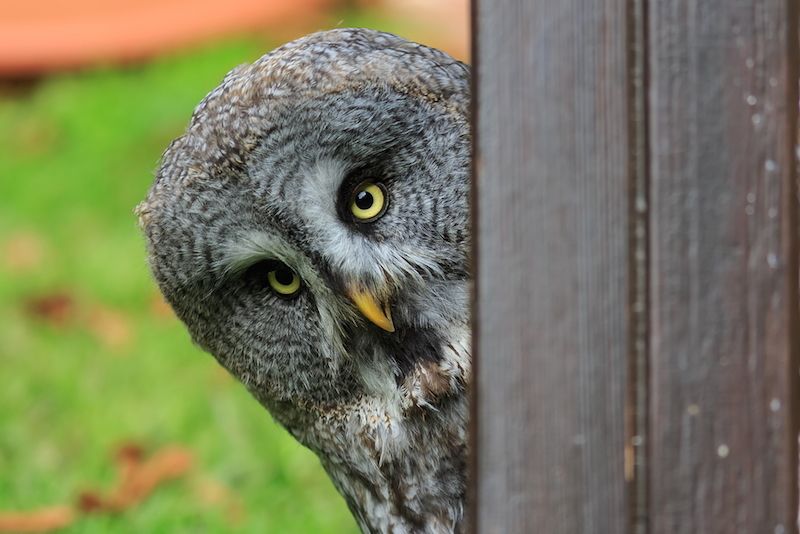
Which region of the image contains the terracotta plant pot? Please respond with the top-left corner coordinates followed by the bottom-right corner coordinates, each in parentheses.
top-left (0, 0), bottom-right (332, 75)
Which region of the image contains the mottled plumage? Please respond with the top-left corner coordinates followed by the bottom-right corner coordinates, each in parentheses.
top-left (138, 29), bottom-right (471, 533)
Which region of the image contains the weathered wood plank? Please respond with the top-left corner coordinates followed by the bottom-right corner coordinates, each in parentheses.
top-left (471, 0), bottom-right (631, 531)
top-left (645, 1), bottom-right (799, 532)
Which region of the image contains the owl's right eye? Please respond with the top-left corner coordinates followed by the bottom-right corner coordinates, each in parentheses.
top-left (245, 261), bottom-right (301, 298)
top-left (267, 265), bottom-right (301, 297)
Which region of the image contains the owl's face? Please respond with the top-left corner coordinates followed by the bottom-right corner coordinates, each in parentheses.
top-left (139, 30), bottom-right (470, 418)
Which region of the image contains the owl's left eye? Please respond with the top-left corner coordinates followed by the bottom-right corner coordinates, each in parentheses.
top-left (349, 181), bottom-right (388, 222)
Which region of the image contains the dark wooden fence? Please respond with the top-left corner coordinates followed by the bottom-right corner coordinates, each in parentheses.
top-left (470, 0), bottom-right (800, 532)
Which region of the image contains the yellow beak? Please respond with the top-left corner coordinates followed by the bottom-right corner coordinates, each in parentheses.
top-left (346, 287), bottom-right (395, 332)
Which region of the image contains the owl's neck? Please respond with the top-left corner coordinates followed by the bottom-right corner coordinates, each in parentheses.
top-left (320, 392), bottom-right (468, 534)
top-left (275, 326), bottom-right (471, 533)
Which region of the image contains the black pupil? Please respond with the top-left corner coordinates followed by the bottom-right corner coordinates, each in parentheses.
top-left (355, 190), bottom-right (374, 210)
top-left (274, 268), bottom-right (294, 286)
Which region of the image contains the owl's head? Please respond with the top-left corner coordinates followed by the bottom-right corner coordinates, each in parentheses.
top-left (138, 29), bottom-right (470, 415)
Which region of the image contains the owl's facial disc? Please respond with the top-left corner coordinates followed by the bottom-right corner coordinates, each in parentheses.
top-left (140, 31), bottom-right (471, 407)
top-left (346, 285), bottom-right (395, 332)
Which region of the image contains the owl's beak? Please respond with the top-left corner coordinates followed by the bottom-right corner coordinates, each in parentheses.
top-left (346, 287), bottom-right (395, 333)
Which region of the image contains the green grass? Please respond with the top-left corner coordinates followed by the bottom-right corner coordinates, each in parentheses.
top-left (0, 32), bottom-right (379, 533)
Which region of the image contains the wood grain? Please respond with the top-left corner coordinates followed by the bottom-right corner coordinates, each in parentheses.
top-left (471, 0), bottom-right (799, 532)
top-left (471, 0), bottom-right (632, 531)
top-left (646, 1), bottom-right (799, 532)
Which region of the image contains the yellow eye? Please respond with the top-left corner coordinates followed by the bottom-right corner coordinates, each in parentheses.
top-left (350, 182), bottom-right (387, 222)
top-left (267, 266), bottom-right (301, 297)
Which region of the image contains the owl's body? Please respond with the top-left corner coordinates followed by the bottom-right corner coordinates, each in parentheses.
top-left (138, 29), bottom-right (471, 533)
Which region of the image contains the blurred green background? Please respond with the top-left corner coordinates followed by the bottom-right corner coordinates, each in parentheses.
top-left (0, 1), bottom-right (466, 532)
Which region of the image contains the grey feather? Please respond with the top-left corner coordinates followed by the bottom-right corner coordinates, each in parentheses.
top-left (138, 28), bottom-right (471, 534)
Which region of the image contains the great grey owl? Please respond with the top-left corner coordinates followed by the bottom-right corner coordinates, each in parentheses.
top-left (137, 28), bottom-right (471, 533)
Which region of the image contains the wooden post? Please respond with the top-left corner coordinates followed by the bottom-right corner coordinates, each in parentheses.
top-left (471, 0), bottom-right (632, 531)
top-left (471, 0), bottom-right (799, 532)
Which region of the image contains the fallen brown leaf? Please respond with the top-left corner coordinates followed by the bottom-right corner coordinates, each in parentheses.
top-left (24, 293), bottom-right (76, 327)
top-left (79, 445), bottom-right (193, 513)
top-left (75, 493), bottom-right (103, 514)
top-left (0, 506), bottom-right (75, 533)
top-left (2, 231), bottom-right (46, 273)
top-left (114, 442), bottom-right (146, 483)
top-left (23, 293), bottom-right (134, 350)
top-left (86, 305), bottom-right (133, 350)
top-left (0, 443), bottom-right (196, 533)
top-left (115, 443), bottom-right (145, 464)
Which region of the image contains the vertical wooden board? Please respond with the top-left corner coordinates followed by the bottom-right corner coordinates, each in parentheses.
top-left (646, 1), bottom-right (799, 532)
top-left (472, 0), bottom-right (631, 531)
